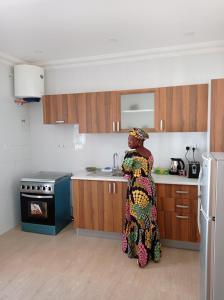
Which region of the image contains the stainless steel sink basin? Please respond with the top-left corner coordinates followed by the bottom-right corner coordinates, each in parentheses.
top-left (111, 170), bottom-right (123, 177)
top-left (87, 170), bottom-right (123, 177)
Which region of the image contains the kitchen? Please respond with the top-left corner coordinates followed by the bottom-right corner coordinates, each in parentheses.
top-left (0, 0), bottom-right (224, 299)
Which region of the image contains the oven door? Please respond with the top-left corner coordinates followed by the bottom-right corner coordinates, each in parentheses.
top-left (20, 193), bottom-right (55, 225)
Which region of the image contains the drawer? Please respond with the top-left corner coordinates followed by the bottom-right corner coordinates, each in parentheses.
top-left (158, 197), bottom-right (192, 213)
top-left (157, 184), bottom-right (197, 198)
top-left (175, 198), bottom-right (192, 214)
top-left (172, 185), bottom-right (197, 198)
top-left (164, 212), bottom-right (198, 242)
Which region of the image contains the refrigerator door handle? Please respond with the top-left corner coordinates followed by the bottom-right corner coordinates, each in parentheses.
top-left (198, 168), bottom-right (203, 197)
top-left (198, 195), bottom-right (201, 234)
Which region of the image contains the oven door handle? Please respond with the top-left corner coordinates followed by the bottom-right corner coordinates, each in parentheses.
top-left (21, 193), bottom-right (53, 199)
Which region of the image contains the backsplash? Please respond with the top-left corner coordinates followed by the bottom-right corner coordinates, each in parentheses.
top-left (29, 105), bottom-right (207, 174)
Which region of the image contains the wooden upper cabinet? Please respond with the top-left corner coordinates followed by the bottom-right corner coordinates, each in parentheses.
top-left (77, 91), bottom-right (119, 133)
top-left (117, 89), bottom-right (159, 132)
top-left (42, 83), bottom-right (208, 132)
top-left (67, 93), bottom-right (80, 124)
top-left (210, 79), bottom-right (224, 151)
top-left (43, 94), bottom-right (69, 124)
top-left (158, 84), bottom-right (208, 132)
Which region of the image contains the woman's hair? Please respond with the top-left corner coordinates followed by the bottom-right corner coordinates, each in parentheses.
top-left (129, 128), bottom-right (149, 141)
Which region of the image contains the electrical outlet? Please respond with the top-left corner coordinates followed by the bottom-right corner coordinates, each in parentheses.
top-left (191, 145), bottom-right (198, 151)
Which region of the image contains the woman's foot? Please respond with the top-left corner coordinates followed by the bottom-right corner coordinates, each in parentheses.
top-left (137, 259), bottom-right (147, 268)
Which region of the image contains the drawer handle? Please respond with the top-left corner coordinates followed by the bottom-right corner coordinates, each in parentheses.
top-left (176, 191), bottom-right (189, 194)
top-left (176, 215), bottom-right (189, 219)
top-left (176, 204), bottom-right (189, 209)
top-left (55, 120), bottom-right (65, 124)
top-left (160, 119), bottom-right (164, 131)
top-left (113, 182), bottom-right (116, 193)
top-left (112, 121), bottom-right (115, 132)
top-left (108, 183), bottom-right (112, 194)
top-left (117, 121), bottom-right (120, 132)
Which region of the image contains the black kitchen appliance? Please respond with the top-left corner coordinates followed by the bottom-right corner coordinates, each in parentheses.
top-left (185, 146), bottom-right (201, 179)
top-left (169, 158), bottom-right (185, 175)
top-left (20, 172), bottom-right (72, 235)
top-left (187, 162), bottom-right (200, 178)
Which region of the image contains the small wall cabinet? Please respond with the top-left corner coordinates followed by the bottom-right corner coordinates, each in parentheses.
top-left (158, 84), bottom-right (208, 132)
top-left (43, 94), bottom-right (69, 124)
top-left (77, 92), bottom-right (119, 133)
top-left (117, 89), bottom-right (159, 132)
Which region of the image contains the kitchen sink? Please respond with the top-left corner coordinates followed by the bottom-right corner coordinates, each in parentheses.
top-left (87, 170), bottom-right (123, 177)
top-left (111, 170), bottom-right (123, 177)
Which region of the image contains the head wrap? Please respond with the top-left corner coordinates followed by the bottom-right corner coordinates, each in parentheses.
top-left (128, 128), bottom-right (149, 141)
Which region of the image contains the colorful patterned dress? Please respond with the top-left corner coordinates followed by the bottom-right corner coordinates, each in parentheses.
top-left (121, 149), bottom-right (161, 267)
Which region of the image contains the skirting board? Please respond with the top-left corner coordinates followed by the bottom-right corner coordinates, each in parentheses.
top-left (161, 239), bottom-right (200, 251)
top-left (75, 228), bottom-right (122, 240)
top-left (75, 229), bottom-right (200, 250)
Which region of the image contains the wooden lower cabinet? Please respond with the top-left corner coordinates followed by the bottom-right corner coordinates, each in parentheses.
top-left (73, 180), bottom-right (199, 241)
top-left (156, 184), bottom-right (199, 242)
top-left (73, 180), bottom-right (126, 233)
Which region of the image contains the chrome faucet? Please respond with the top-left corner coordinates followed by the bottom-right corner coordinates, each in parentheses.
top-left (113, 153), bottom-right (119, 170)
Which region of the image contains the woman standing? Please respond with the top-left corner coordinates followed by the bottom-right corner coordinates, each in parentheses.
top-left (122, 128), bottom-right (161, 268)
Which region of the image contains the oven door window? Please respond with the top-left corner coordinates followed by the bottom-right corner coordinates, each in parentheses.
top-left (21, 193), bottom-right (55, 225)
top-left (28, 201), bottom-right (48, 218)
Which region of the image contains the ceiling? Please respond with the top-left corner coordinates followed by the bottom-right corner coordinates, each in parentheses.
top-left (0, 0), bottom-right (224, 66)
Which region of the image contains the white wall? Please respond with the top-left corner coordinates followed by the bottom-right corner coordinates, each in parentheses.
top-left (0, 62), bottom-right (32, 235)
top-left (1, 49), bottom-right (223, 235)
top-left (29, 51), bottom-right (224, 174)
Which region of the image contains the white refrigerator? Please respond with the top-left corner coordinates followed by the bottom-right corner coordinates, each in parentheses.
top-left (199, 152), bottom-right (224, 300)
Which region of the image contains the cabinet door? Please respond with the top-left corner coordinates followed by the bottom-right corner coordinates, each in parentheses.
top-left (103, 181), bottom-right (124, 232)
top-left (43, 94), bottom-right (68, 124)
top-left (157, 211), bottom-right (165, 239)
top-left (117, 89), bottom-right (159, 132)
top-left (73, 180), bottom-right (103, 230)
top-left (78, 92), bottom-right (119, 133)
top-left (158, 84), bottom-right (208, 132)
top-left (164, 212), bottom-right (190, 241)
top-left (67, 93), bottom-right (79, 124)
top-left (210, 79), bottom-right (224, 151)
top-left (73, 180), bottom-right (124, 232)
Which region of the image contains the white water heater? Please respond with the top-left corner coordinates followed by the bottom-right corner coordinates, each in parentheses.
top-left (14, 64), bottom-right (44, 100)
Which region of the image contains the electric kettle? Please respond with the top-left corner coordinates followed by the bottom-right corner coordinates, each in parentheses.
top-left (169, 158), bottom-right (185, 175)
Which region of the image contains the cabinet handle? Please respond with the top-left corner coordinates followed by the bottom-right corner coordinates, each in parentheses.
top-left (176, 191), bottom-right (189, 194)
top-left (176, 204), bottom-right (189, 209)
top-left (160, 120), bottom-right (164, 131)
top-left (176, 215), bottom-right (189, 219)
top-left (71, 206), bottom-right (74, 221)
top-left (112, 121), bottom-right (115, 132)
top-left (108, 183), bottom-right (112, 193)
top-left (113, 182), bottom-right (116, 194)
top-left (116, 121), bottom-right (120, 132)
top-left (55, 120), bottom-right (65, 124)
